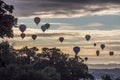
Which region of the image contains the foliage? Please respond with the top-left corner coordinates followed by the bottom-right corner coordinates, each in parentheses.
top-left (0, 41), bottom-right (94, 80)
top-left (101, 74), bottom-right (113, 80)
top-left (41, 66), bottom-right (60, 80)
top-left (0, 0), bottom-right (17, 38)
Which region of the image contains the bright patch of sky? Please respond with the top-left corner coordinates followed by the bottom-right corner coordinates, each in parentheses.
top-left (18, 15), bottom-right (120, 30)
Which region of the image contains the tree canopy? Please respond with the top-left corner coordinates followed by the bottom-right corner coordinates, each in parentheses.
top-left (0, 0), bottom-right (17, 38)
top-left (0, 41), bottom-right (94, 80)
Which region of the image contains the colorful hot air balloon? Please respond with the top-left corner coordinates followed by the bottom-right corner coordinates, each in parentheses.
top-left (84, 57), bottom-right (88, 61)
top-left (45, 23), bottom-right (50, 29)
top-left (94, 43), bottom-right (97, 47)
top-left (20, 33), bottom-right (25, 39)
top-left (109, 51), bottom-right (114, 56)
top-left (96, 50), bottom-right (100, 56)
top-left (59, 37), bottom-right (64, 43)
top-left (34, 17), bottom-right (40, 25)
top-left (41, 25), bottom-right (47, 32)
top-left (73, 46), bottom-right (80, 55)
top-left (100, 44), bottom-right (105, 50)
top-left (32, 34), bottom-right (37, 40)
top-left (19, 24), bottom-right (26, 33)
top-left (85, 35), bottom-right (91, 41)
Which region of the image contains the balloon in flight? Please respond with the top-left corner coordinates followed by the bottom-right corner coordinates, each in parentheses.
top-left (34, 17), bottom-right (40, 25)
top-left (73, 46), bottom-right (80, 55)
top-left (109, 51), bottom-right (114, 56)
top-left (94, 43), bottom-right (97, 47)
top-left (19, 24), bottom-right (26, 33)
top-left (100, 44), bottom-right (105, 50)
top-left (20, 33), bottom-right (26, 39)
top-left (32, 34), bottom-right (37, 40)
top-left (84, 57), bottom-right (88, 61)
top-left (59, 37), bottom-right (64, 43)
top-left (85, 35), bottom-right (91, 41)
top-left (41, 25), bottom-right (47, 32)
top-left (45, 23), bottom-right (50, 29)
top-left (96, 50), bottom-right (100, 56)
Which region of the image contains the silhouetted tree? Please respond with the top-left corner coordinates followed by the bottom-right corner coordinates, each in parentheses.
top-left (35, 47), bottom-right (94, 80)
top-left (101, 74), bottom-right (113, 80)
top-left (115, 78), bottom-right (120, 80)
top-left (17, 46), bottom-right (39, 64)
top-left (0, 41), bottom-right (17, 65)
top-left (41, 66), bottom-right (60, 80)
top-left (0, 0), bottom-right (17, 38)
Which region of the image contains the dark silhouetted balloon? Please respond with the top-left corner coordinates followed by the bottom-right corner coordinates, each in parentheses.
top-left (73, 46), bottom-right (80, 55)
top-left (41, 25), bottom-right (47, 32)
top-left (85, 35), bottom-right (91, 41)
top-left (100, 44), bottom-right (105, 50)
top-left (20, 33), bottom-right (25, 39)
top-left (34, 17), bottom-right (40, 25)
top-left (45, 23), bottom-right (50, 29)
top-left (94, 43), bottom-right (97, 47)
top-left (109, 51), bottom-right (114, 56)
top-left (59, 37), bottom-right (64, 43)
top-left (32, 34), bottom-right (37, 40)
top-left (84, 57), bottom-right (88, 61)
top-left (19, 24), bottom-right (26, 32)
top-left (96, 50), bottom-right (100, 56)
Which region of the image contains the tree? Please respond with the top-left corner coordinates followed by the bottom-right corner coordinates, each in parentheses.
top-left (0, 0), bottom-right (17, 38)
top-left (35, 47), bottom-right (94, 80)
top-left (41, 66), bottom-right (60, 80)
top-left (101, 74), bottom-right (113, 80)
top-left (17, 46), bottom-right (39, 64)
top-left (0, 41), bottom-right (17, 65)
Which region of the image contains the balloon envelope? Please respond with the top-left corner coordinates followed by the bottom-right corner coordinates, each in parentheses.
top-left (96, 50), bottom-right (100, 56)
top-left (100, 44), bottom-right (105, 50)
top-left (94, 43), bottom-right (97, 46)
top-left (45, 23), bottom-right (50, 29)
top-left (34, 17), bottom-right (40, 25)
top-left (85, 35), bottom-right (91, 41)
top-left (73, 46), bottom-right (80, 55)
top-left (41, 25), bottom-right (47, 32)
top-left (84, 57), bottom-right (88, 61)
top-left (32, 34), bottom-right (37, 40)
top-left (109, 51), bottom-right (114, 56)
top-left (20, 33), bottom-right (25, 39)
top-left (19, 24), bottom-right (26, 32)
top-left (59, 37), bottom-right (64, 43)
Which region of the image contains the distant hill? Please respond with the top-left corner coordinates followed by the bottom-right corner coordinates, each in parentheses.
top-left (88, 63), bottom-right (120, 69)
top-left (89, 68), bottom-right (120, 80)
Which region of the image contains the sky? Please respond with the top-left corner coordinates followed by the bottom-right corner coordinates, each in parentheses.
top-left (2, 0), bottom-right (120, 66)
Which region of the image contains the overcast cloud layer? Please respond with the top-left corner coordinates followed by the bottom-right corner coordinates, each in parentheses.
top-left (4, 0), bottom-right (120, 18)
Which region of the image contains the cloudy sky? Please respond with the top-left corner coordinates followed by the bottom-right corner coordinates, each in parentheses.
top-left (4, 0), bottom-right (120, 30)
top-left (3, 0), bottom-right (120, 66)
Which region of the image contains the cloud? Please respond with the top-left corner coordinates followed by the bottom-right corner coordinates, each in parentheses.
top-left (85, 23), bottom-right (105, 27)
top-left (3, 0), bottom-right (120, 18)
top-left (57, 26), bottom-right (76, 30)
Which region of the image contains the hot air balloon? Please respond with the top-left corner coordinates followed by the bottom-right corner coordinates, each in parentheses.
top-left (20, 33), bottom-right (25, 39)
top-left (32, 34), bottom-right (37, 40)
top-left (84, 57), bottom-right (88, 61)
top-left (45, 23), bottom-right (50, 29)
top-left (94, 43), bottom-right (97, 47)
top-left (34, 17), bottom-right (40, 25)
top-left (85, 35), bottom-right (91, 41)
top-left (100, 44), bottom-right (105, 50)
top-left (19, 24), bottom-right (26, 33)
top-left (59, 37), bottom-right (64, 43)
top-left (41, 25), bottom-right (47, 32)
top-left (96, 50), bottom-right (100, 56)
top-left (73, 46), bottom-right (80, 55)
top-left (109, 51), bottom-right (114, 56)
